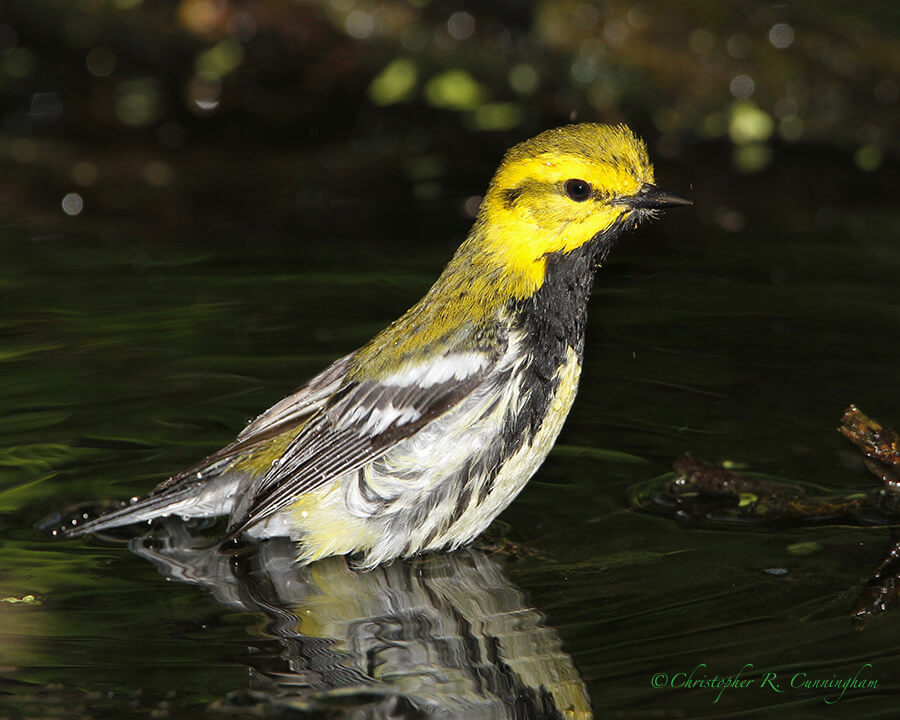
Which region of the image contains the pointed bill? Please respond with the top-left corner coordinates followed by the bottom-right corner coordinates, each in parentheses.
top-left (615, 183), bottom-right (692, 210)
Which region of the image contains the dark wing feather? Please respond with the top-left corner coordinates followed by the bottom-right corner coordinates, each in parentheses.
top-left (226, 352), bottom-right (499, 536)
top-left (148, 353), bottom-right (356, 492)
top-left (233, 353), bottom-right (355, 446)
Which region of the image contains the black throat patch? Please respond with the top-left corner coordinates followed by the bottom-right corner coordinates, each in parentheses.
top-left (507, 222), bottom-right (625, 438)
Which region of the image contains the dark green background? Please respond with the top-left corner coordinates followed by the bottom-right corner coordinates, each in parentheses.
top-left (1, 1), bottom-right (898, 717)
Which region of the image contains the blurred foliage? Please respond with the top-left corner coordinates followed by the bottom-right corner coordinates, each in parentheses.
top-left (1, 0), bottom-right (896, 144)
top-left (0, 0), bottom-right (896, 236)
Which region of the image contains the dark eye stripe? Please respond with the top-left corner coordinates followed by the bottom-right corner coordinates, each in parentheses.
top-left (501, 187), bottom-right (523, 208)
top-left (564, 179), bottom-right (591, 201)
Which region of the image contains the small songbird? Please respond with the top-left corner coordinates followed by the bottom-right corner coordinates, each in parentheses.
top-left (65, 123), bottom-right (691, 567)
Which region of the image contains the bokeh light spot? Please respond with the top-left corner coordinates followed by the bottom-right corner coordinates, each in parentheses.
top-left (733, 143), bottom-right (772, 173)
top-left (425, 69), bottom-right (484, 111)
top-left (71, 160), bottom-right (99, 186)
top-left (142, 160), bottom-right (174, 186)
top-left (86, 46), bottom-right (116, 77)
top-left (116, 78), bottom-right (160, 126)
top-left (774, 97), bottom-right (799, 120)
top-left (508, 63), bottom-right (539, 95)
top-left (854, 144), bottom-right (882, 171)
top-left (715, 207), bottom-right (746, 232)
top-left (447, 11), bottom-right (475, 41)
top-left (778, 117), bottom-right (804, 141)
top-left (603, 19), bottom-right (628, 46)
top-left (62, 192), bottom-right (84, 216)
top-left (768, 23), bottom-right (794, 49)
top-left (187, 74), bottom-right (221, 114)
top-left (368, 58), bottom-right (418, 105)
top-left (726, 33), bottom-right (751, 59)
top-left (700, 112), bottom-right (727, 138)
top-left (463, 195), bottom-right (482, 218)
top-left (3, 47), bottom-right (36, 78)
top-left (178, 0), bottom-right (225, 35)
top-left (729, 101), bottom-right (773, 143)
top-left (472, 102), bottom-right (521, 131)
top-left (29, 92), bottom-right (63, 123)
top-left (195, 39), bottom-right (244, 78)
top-left (729, 74), bottom-right (754, 99)
top-left (571, 56), bottom-right (597, 84)
top-left (345, 10), bottom-right (374, 39)
top-left (627, 5), bottom-right (651, 30)
top-left (404, 154), bottom-right (445, 182)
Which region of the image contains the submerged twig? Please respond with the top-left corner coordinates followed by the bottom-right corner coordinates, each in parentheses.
top-left (669, 454), bottom-right (875, 524)
top-left (852, 533), bottom-right (900, 627)
top-left (839, 404), bottom-right (900, 493)
top-left (634, 405), bottom-right (900, 625)
top-left (839, 404), bottom-right (900, 469)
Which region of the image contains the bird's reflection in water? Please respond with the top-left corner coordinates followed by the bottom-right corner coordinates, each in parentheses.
top-left (130, 522), bottom-right (592, 718)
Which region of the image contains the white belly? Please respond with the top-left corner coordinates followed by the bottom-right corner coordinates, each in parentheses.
top-left (273, 345), bottom-right (583, 567)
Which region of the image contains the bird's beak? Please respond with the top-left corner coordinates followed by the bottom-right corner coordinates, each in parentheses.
top-left (615, 183), bottom-right (692, 210)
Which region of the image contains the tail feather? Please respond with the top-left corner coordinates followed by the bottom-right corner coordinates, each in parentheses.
top-left (62, 456), bottom-right (244, 538)
top-left (62, 486), bottom-right (205, 537)
top-left (60, 362), bottom-right (333, 540)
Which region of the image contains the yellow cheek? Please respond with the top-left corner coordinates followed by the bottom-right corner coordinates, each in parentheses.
top-left (479, 202), bottom-right (628, 295)
top-left (482, 213), bottom-right (549, 293)
top-left (555, 204), bottom-right (626, 254)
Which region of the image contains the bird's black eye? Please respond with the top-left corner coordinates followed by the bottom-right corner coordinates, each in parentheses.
top-left (564, 179), bottom-right (591, 202)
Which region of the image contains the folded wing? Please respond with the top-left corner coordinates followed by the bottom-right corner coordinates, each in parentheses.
top-left (226, 349), bottom-right (498, 536)
top-left (65, 332), bottom-right (504, 539)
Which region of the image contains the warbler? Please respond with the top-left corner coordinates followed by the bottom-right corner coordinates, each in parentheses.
top-left (65, 123), bottom-right (690, 567)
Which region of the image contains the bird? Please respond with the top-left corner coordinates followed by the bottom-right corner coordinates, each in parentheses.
top-left (64, 123), bottom-right (691, 567)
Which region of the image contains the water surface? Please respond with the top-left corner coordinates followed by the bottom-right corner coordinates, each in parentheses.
top-left (3, 139), bottom-right (898, 718)
top-left (1, 2), bottom-right (899, 711)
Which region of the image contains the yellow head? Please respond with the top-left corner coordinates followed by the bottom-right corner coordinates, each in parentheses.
top-left (352, 123), bottom-right (689, 377)
top-left (474, 123), bottom-right (689, 293)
